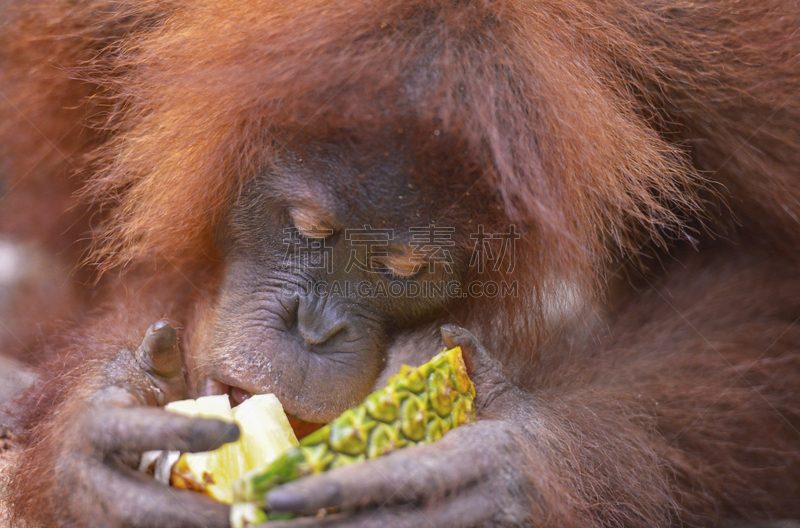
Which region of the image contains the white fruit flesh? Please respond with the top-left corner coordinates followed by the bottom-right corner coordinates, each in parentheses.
top-left (233, 394), bottom-right (299, 470)
top-left (164, 394), bottom-right (298, 503)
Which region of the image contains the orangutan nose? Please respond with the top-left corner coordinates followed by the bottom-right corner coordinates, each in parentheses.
top-left (296, 294), bottom-right (347, 348)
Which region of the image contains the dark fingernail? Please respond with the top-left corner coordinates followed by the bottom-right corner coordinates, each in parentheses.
top-left (140, 321), bottom-right (182, 378)
top-left (267, 488), bottom-right (306, 512)
top-left (148, 321), bottom-right (177, 351)
top-left (217, 422), bottom-right (241, 445)
top-left (188, 420), bottom-right (240, 451)
top-left (440, 324), bottom-right (464, 346)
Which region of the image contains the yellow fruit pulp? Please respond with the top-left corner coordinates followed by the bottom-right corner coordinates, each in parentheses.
top-left (165, 394), bottom-right (298, 503)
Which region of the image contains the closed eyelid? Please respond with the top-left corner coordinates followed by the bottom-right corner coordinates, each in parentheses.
top-left (377, 252), bottom-right (427, 277)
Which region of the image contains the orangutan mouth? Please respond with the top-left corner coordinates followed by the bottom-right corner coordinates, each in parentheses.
top-left (205, 377), bottom-right (325, 439)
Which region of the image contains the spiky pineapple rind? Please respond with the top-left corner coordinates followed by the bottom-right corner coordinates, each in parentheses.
top-left (233, 346), bottom-right (475, 505)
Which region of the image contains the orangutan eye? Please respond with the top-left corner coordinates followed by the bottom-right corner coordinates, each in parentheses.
top-left (374, 252), bottom-right (427, 278)
top-left (289, 207), bottom-right (334, 239)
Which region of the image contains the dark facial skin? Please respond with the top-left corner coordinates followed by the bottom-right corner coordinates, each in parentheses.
top-left (40, 129), bottom-right (540, 528)
top-left (9, 0), bottom-right (800, 523)
top-left (51, 318), bottom-right (530, 528)
top-left (191, 133), bottom-right (487, 423)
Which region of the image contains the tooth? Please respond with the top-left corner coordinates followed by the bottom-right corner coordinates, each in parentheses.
top-left (204, 378), bottom-right (230, 396)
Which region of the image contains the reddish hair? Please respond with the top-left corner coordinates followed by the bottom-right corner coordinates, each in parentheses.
top-left (3, 1), bottom-right (799, 284)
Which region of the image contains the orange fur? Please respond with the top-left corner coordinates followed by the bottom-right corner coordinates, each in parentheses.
top-left (2, 0), bottom-right (800, 526)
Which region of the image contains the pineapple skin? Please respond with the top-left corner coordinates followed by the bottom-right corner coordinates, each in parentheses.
top-left (233, 346), bottom-right (476, 504)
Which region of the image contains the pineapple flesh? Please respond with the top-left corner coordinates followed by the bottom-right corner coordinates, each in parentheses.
top-left (231, 346), bottom-right (475, 524)
top-left (164, 394), bottom-right (298, 504)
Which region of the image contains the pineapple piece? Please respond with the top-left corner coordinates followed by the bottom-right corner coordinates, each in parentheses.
top-left (167, 395), bottom-right (246, 503)
top-left (165, 394), bottom-right (297, 504)
top-left (233, 393), bottom-right (299, 470)
top-left (231, 346), bottom-right (475, 524)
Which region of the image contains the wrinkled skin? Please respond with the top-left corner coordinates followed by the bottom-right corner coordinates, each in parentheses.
top-left (21, 132), bottom-right (800, 528)
top-left (261, 325), bottom-right (534, 528)
top-left (50, 322), bottom-right (237, 528)
top-left (51, 137), bottom-right (537, 528)
top-left (48, 237), bottom-right (800, 528)
top-left (69, 322), bottom-right (533, 528)
top-left (193, 137), bottom-right (484, 422)
top-left (5, 0), bottom-right (800, 525)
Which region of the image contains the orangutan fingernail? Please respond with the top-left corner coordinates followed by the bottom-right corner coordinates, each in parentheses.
top-left (267, 488), bottom-right (306, 511)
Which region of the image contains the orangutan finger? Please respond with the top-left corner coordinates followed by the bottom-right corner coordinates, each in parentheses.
top-left (89, 406), bottom-right (239, 454)
top-left (80, 458), bottom-right (230, 528)
top-left (263, 486), bottom-right (504, 528)
top-left (266, 421), bottom-right (506, 514)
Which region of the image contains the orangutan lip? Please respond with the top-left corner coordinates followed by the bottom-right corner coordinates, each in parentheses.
top-left (230, 386), bottom-right (253, 406)
top-left (204, 378), bottom-right (253, 407)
